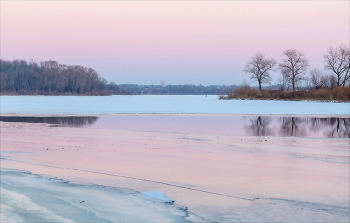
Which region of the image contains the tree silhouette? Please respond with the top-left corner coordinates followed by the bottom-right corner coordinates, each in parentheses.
top-left (244, 53), bottom-right (277, 91)
top-left (279, 49), bottom-right (309, 91)
top-left (324, 45), bottom-right (350, 87)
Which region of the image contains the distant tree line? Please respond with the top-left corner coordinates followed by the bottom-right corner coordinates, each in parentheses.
top-left (118, 84), bottom-right (244, 95)
top-left (4, 44), bottom-right (347, 97)
top-left (0, 59), bottom-right (119, 95)
top-left (0, 58), bottom-right (258, 95)
top-left (244, 44), bottom-right (350, 91)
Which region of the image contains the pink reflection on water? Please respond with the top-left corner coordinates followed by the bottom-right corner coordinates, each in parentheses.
top-left (86, 115), bottom-right (350, 138)
top-left (1, 115), bottom-right (348, 138)
top-left (1, 116), bottom-right (349, 221)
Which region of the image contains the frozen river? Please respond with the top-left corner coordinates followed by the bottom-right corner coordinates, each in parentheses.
top-left (1, 95), bottom-right (349, 115)
top-left (1, 95), bottom-right (349, 222)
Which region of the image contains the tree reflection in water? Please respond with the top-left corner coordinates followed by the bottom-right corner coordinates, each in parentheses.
top-left (244, 116), bottom-right (273, 136)
top-left (279, 117), bottom-right (307, 137)
top-left (325, 118), bottom-right (350, 138)
top-left (306, 117), bottom-right (349, 138)
top-left (1, 115), bottom-right (349, 138)
top-left (245, 116), bottom-right (349, 138)
top-left (0, 116), bottom-right (98, 127)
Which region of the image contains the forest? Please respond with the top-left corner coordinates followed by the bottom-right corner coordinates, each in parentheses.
top-left (0, 59), bottom-right (118, 95)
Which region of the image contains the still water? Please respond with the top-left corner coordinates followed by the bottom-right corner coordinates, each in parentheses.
top-left (1, 115), bottom-right (349, 138)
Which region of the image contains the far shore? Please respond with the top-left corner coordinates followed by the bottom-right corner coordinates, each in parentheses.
top-left (219, 86), bottom-right (350, 102)
top-left (2, 92), bottom-right (350, 103)
top-left (1, 113), bottom-right (349, 119)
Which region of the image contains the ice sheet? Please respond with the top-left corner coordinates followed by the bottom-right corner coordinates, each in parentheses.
top-left (1, 120), bottom-right (349, 222)
top-left (0, 95), bottom-right (348, 115)
top-left (0, 169), bottom-right (197, 223)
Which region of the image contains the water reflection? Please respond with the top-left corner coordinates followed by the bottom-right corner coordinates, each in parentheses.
top-left (323, 118), bottom-right (350, 138)
top-left (0, 115), bottom-right (349, 138)
top-left (0, 116), bottom-right (98, 127)
top-left (245, 116), bottom-right (350, 138)
top-left (279, 117), bottom-right (307, 137)
top-left (245, 116), bottom-right (273, 136)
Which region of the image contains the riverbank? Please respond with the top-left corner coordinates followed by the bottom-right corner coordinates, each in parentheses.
top-left (219, 86), bottom-right (350, 102)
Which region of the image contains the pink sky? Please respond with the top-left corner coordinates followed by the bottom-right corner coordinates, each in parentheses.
top-left (1, 1), bottom-right (349, 85)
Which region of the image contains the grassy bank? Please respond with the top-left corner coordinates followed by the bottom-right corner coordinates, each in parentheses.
top-left (219, 86), bottom-right (350, 102)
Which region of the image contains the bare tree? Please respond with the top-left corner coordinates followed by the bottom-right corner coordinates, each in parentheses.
top-left (276, 74), bottom-right (290, 91)
top-left (244, 53), bottom-right (276, 91)
top-left (278, 49), bottom-right (309, 91)
top-left (324, 44), bottom-right (350, 87)
top-left (327, 75), bottom-right (337, 89)
top-left (309, 68), bottom-right (328, 90)
top-left (241, 79), bottom-right (250, 87)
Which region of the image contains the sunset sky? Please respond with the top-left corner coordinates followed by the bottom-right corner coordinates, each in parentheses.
top-left (1, 1), bottom-right (349, 85)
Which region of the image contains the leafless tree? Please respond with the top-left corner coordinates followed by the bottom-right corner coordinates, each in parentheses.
top-left (241, 79), bottom-right (250, 87)
top-left (278, 49), bottom-right (309, 91)
top-left (244, 53), bottom-right (276, 91)
top-left (276, 75), bottom-right (290, 91)
top-left (324, 44), bottom-right (350, 87)
top-left (327, 75), bottom-right (337, 89)
top-left (309, 68), bottom-right (328, 90)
